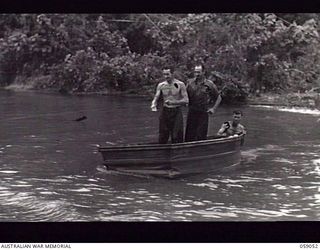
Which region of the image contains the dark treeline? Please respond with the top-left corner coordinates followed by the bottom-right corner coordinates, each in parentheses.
top-left (0, 13), bottom-right (319, 102)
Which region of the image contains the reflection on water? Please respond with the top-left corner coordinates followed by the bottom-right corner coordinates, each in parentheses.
top-left (250, 105), bottom-right (320, 116)
top-left (0, 90), bottom-right (319, 221)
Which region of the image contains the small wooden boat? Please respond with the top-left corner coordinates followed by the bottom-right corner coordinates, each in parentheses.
top-left (98, 134), bottom-right (245, 178)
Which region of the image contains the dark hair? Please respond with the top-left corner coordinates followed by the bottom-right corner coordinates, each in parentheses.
top-left (233, 110), bottom-right (243, 116)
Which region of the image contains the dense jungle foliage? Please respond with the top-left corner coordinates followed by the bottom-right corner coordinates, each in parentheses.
top-left (0, 13), bottom-right (320, 102)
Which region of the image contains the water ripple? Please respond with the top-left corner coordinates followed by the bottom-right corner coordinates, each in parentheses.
top-left (0, 190), bottom-right (88, 221)
top-left (252, 105), bottom-right (320, 116)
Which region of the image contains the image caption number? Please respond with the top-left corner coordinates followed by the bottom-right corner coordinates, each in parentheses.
top-left (300, 244), bottom-right (319, 248)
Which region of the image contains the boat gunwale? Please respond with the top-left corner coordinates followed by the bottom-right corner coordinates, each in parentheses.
top-left (103, 149), bottom-right (238, 165)
top-left (98, 134), bottom-right (244, 152)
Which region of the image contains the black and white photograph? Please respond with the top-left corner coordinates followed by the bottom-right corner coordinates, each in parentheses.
top-left (0, 12), bottom-right (320, 242)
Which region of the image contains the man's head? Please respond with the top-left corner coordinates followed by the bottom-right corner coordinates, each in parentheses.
top-left (194, 65), bottom-right (204, 79)
top-left (163, 68), bottom-right (173, 82)
top-left (232, 110), bottom-right (243, 125)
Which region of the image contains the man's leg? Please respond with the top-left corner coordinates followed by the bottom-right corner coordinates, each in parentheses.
top-left (185, 109), bottom-right (199, 142)
top-left (158, 110), bottom-right (170, 144)
top-left (172, 109), bottom-right (184, 143)
top-left (196, 112), bottom-right (209, 141)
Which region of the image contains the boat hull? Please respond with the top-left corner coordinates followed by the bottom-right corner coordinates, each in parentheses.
top-left (98, 135), bottom-right (244, 178)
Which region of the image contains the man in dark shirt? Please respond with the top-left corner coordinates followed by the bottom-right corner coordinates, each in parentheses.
top-left (185, 65), bottom-right (222, 142)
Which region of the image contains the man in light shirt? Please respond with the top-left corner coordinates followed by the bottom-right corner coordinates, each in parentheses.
top-left (151, 68), bottom-right (189, 144)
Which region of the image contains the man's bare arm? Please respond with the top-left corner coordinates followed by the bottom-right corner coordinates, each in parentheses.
top-left (217, 122), bottom-right (228, 136)
top-left (151, 84), bottom-right (162, 111)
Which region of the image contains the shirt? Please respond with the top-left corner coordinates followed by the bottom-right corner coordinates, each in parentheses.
top-left (187, 78), bottom-right (220, 112)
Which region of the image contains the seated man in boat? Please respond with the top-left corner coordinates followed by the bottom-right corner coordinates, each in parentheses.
top-left (151, 67), bottom-right (189, 144)
top-left (217, 110), bottom-right (246, 137)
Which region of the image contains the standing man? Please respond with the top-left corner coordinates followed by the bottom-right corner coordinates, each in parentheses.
top-left (185, 65), bottom-right (222, 142)
top-left (151, 67), bottom-right (189, 144)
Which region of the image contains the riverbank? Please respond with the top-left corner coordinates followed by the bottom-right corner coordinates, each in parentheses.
top-left (3, 81), bottom-right (156, 99)
top-left (3, 82), bottom-right (320, 110)
top-left (247, 92), bottom-right (320, 109)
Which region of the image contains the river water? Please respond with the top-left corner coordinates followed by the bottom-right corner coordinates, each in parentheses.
top-left (0, 90), bottom-right (320, 221)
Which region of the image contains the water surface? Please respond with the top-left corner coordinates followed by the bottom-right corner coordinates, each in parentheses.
top-left (0, 90), bottom-right (319, 221)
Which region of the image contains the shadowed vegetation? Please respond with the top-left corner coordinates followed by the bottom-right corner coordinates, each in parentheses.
top-left (0, 14), bottom-right (320, 103)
